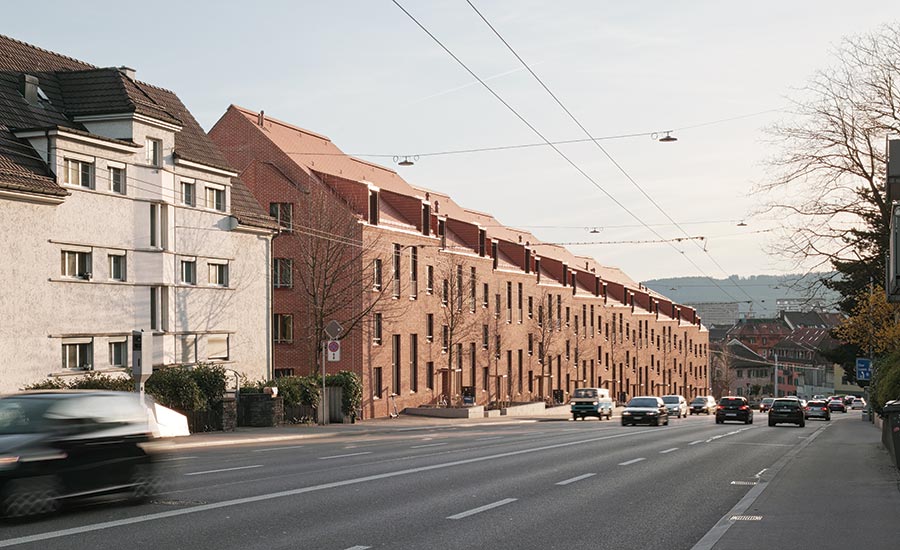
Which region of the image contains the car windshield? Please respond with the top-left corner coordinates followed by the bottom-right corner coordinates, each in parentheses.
top-left (720, 398), bottom-right (744, 406)
top-left (627, 398), bottom-right (659, 408)
top-left (774, 400), bottom-right (798, 408)
top-left (0, 397), bottom-right (55, 434)
top-left (662, 396), bottom-right (680, 404)
top-left (573, 389), bottom-right (597, 398)
top-left (762, 398), bottom-right (774, 404)
top-left (691, 398), bottom-right (706, 404)
top-left (808, 401), bottom-right (826, 406)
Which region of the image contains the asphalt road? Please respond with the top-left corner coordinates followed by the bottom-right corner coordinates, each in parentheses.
top-left (0, 412), bottom-right (893, 549)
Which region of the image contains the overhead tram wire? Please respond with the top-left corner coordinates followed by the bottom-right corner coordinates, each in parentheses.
top-left (464, 0), bottom-right (757, 305)
top-left (392, 0), bottom-right (743, 303)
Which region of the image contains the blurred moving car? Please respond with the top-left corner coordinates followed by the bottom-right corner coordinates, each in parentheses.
top-left (661, 395), bottom-right (688, 418)
top-left (690, 396), bottom-right (716, 415)
top-left (715, 396), bottom-right (753, 424)
top-left (804, 399), bottom-right (831, 421)
top-left (828, 397), bottom-right (847, 413)
top-left (758, 397), bottom-right (775, 413)
top-left (850, 397), bottom-right (866, 410)
top-left (769, 398), bottom-right (806, 427)
top-left (570, 387), bottom-right (614, 421)
top-left (621, 396), bottom-right (669, 426)
top-left (0, 391), bottom-right (163, 518)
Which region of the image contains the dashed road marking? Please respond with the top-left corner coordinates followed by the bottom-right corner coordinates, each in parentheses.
top-left (660, 448), bottom-right (679, 454)
top-left (185, 465), bottom-right (263, 476)
top-left (556, 473), bottom-right (596, 485)
top-left (447, 498), bottom-right (517, 520)
top-left (318, 452), bottom-right (373, 460)
top-left (619, 458), bottom-right (646, 466)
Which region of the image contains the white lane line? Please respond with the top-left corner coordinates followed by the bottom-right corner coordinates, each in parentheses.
top-left (411, 443), bottom-right (448, 449)
top-left (184, 465), bottom-right (263, 476)
top-left (319, 452), bottom-right (372, 460)
top-left (689, 440), bottom-right (704, 445)
top-left (556, 473), bottom-right (596, 485)
top-left (0, 428), bottom-right (669, 548)
top-left (344, 546), bottom-right (371, 550)
top-left (754, 468), bottom-right (768, 479)
top-left (157, 456), bottom-right (198, 462)
top-left (252, 445), bottom-right (305, 453)
top-left (660, 448), bottom-right (679, 454)
top-left (619, 458), bottom-right (646, 466)
top-left (447, 498), bottom-right (517, 520)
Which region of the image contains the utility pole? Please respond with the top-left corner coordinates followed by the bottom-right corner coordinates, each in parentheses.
top-left (774, 352), bottom-right (779, 398)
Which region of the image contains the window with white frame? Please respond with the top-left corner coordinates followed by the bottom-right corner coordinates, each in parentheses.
top-left (373, 313), bottom-right (383, 345)
top-left (372, 258), bottom-right (382, 290)
top-left (149, 203), bottom-right (166, 248)
top-left (205, 186), bottom-right (225, 212)
top-left (274, 314), bottom-right (293, 343)
top-left (207, 334), bottom-right (229, 360)
top-left (269, 202), bottom-right (292, 231)
top-left (181, 181), bottom-right (196, 207)
top-left (61, 250), bottom-right (91, 279)
top-left (150, 286), bottom-right (163, 330)
top-left (109, 340), bottom-right (127, 367)
top-left (181, 259), bottom-right (196, 285)
top-left (208, 262), bottom-right (228, 286)
top-left (62, 339), bottom-right (92, 370)
top-left (109, 166), bottom-right (125, 194)
top-left (109, 253), bottom-right (126, 281)
top-left (274, 258), bottom-right (293, 288)
top-left (146, 138), bottom-right (162, 166)
top-left (63, 159), bottom-right (93, 188)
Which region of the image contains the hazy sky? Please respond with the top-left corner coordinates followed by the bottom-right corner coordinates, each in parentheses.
top-left (5, 1), bottom-right (900, 285)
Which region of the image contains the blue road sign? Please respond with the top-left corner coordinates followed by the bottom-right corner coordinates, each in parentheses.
top-left (856, 358), bottom-right (872, 382)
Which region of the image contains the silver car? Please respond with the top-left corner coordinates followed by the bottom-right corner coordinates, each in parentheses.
top-left (662, 395), bottom-right (688, 418)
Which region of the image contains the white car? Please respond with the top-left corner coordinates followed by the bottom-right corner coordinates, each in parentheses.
top-left (662, 395), bottom-right (688, 418)
top-left (851, 397), bottom-right (867, 410)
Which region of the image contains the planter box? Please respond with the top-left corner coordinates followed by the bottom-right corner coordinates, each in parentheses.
top-left (405, 406), bottom-right (485, 418)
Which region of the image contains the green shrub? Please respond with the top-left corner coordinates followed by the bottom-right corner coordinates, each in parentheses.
top-left (22, 373), bottom-right (133, 392)
top-left (872, 350), bottom-right (900, 416)
top-left (190, 363), bottom-right (227, 406)
top-left (327, 371), bottom-right (363, 421)
top-left (146, 366), bottom-right (204, 411)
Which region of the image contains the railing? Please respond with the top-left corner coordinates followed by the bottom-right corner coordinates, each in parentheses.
top-left (183, 408), bottom-right (223, 433)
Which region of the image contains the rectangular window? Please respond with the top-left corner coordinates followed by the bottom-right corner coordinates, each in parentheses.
top-left (181, 260), bottom-right (196, 285)
top-left (274, 314), bottom-right (293, 343)
top-left (181, 181), bottom-right (196, 206)
top-left (109, 253), bottom-right (125, 281)
top-left (482, 324), bottom-right (489, 349)
top-left (494, 293), bottom-right (501, 318)
top-left (392, 244), bottom-right (401, 298)
top-left (207, 334), bottom-right (229, 360)
top-left (470, 267), bottom-right (477, 312)
top-left (426, 313), bottom-right (434, 341)
top-left (62, 340), bottom-right (92, 369)
top-left (109, 340), bottom-right (127, 368)
top-left (409, 247), bottom-right (418, 299)
top-left (528, 296), bottom-right (533, 318)
top-left (150, 287), bottom-right (160, 330)
top-left (146, 138), bottom-right (162, 166)
top-left (274, 258), bottom-right (293, 288)
top-left (208, 263), bottom-right (228, 286)
top-left (372, 258), bottom-right (383, 291)
top-left (373, 313), bottom-right (383, 345)
top-left (109, 166), bottom-right (125, 194)
top-left (517, 283), bottom-right (523, 323)
top-left (528, 333), bottom-right (534, 355)
top-left (442, 279), bottom-right (449, 306)
top-left (206, 186), bottom-right (225, 212)
top-left (442, 325), bottom-right (449, 353)
top-left (269, 203), bottom-right (293, 231)
top-left (61, 250), bottom-right (91, 279)
top-left (426, 361), bottom-right (434, 390)
top-left (410, 334), bottom-right (418, 392)
top-left (373, 367), bottom-right (383, 399)
top-left (482, 283), bottom-right (489, 308)
top-left (426, 265), bottom-right (434, 294)
top-left (149, 203), bottom-right (165, 249)
top-left (392, 334), bottom-right (401, 395)
top-left (506, 282), bottom-right (512, 323)
top-left (64, 159), bottom-right (93, 188)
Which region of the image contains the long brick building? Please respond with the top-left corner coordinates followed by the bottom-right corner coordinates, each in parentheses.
top-left (210, 106), bottom-right (709, 419)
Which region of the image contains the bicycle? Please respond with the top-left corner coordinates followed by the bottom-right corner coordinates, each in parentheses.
top-left (389, 393), bottom-right (399, 418)
top-left (437, 394), bottom-right (448, 408)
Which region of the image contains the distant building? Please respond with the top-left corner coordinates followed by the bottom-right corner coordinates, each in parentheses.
top-left (776, 297), bottom-right (826, 313)
top-left (687, 302), bottom-right (739, 327)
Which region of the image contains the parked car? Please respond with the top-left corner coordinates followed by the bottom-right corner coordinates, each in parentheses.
top-left (0, 391), bottom-right (162, 518)
top-left (828, 397), bottom-right (847, 413)
top-left (690, 396), bottom-right (717, 415)
top-left (850, 397), bottom-right (866, 410)
top-left (661, 395), bottom-right (688, 418)
top-left (570, 387), bottom-right (614, 421)
top-left (759, 397), bottom-right (775, 413)
top-left (769, 398), bottom-right (806, 427)
top-left (716, 396), bottom-right (754, 424)
top-left (804, 399), bottom-right (831, 421)
top-left (621, 396), bottom-right (669, 426)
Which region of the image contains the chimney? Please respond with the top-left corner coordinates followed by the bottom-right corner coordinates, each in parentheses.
top-left (258, 110), bottom-right (265, 127)
top-left (21, 74), bottom-right (39, 104)
top-left (118, 66), bottom-right (136, 79)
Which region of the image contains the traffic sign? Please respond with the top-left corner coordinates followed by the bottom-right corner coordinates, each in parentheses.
top-left (324, 320), bottom-right (343, 340)
top-left (327, 339), bottom-right (341, 362)
top-left (856, 357), bottom-right (872, 382)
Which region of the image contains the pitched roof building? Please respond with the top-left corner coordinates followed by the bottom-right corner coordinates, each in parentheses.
top-left (0, 35), bottom-right (275, 392)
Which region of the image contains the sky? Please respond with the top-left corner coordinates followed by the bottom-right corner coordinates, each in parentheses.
top-left (5, 0), bottom-right (900, 284)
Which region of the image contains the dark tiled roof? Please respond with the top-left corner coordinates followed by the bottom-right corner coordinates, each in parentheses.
top-left (230, 176), bottom-right (279, 230)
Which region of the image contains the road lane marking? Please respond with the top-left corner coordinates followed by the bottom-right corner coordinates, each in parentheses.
top-left (476, 436), bottom-right (503, 441)
top-left (157, 456), bottom-right (198, 462)
top-left (252, 445), bottom-right (305, 453)
top-left (754, 468), bottom-right (768, 478)
top-left (619, 458), bottom-right (646, 466)
top-left (0, 428), bottom-right (674, 547)
top-left (447, 498), bottom-right (517, 520)
top-left (184, 465), bottom-right (263, 476)
top-left (689, 440), bottom-right (703, 445)
top-left (344, 546), bottom-right (371, 550)
top-left (729, 481), bottom-right (758, 486)
top-left (410, 443), bottom-right (448, 449)
top-left (660, 448), bottom-right (678, 454)
top-left (556, 473), bottom-right (596, 485)
top-left (319, 452), bottom-right (372, 460)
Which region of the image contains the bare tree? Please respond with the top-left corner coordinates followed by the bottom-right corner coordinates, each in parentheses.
top-left (709, 345), bottom-right (737, 398)
top-left (435, 255), bottom-right (479, 402)
top-left (759, 23), bottom-right (900, 310)
top-left (529, 289), bottom-right (560, 400)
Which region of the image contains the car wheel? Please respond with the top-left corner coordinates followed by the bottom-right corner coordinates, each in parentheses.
top-left (621, 420), bottom-right (628, 427)
top-left (130, 463), bottom-right (163, 503)
top-left (715, 418), bottom-right (722, 424)
top-left (768, 420), bottom-right (776, 427)
top-left (799, 420), bottom-right (806, 428)
top-left (1, 475), bottom-right (61, 518)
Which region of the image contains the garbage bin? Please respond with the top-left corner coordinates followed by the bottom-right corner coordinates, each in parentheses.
top-left (882, 399), bottom-right (900, 471)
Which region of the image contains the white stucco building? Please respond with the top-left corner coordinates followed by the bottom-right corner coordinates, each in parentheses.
top-left (0, 34), bottom-right (276, 392)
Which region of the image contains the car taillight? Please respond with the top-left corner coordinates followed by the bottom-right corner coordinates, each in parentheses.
top-left (739, 405), bottom-right (748, 410)
top-left (821, 407), bottom-right (827, 411)
top-left (804, 406), bottom-right (810, 411)
top-left (717, 405), bottom-right (724, 410)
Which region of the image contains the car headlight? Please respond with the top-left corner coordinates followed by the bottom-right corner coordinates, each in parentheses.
top-left (0, 455), bottom-right (19, 470)
top-left (646, 411), bottom-right (658, 415)
top-left (592, 401), bottom-right (599, 405)
top-left (623, 411), bottom-right (632, 415)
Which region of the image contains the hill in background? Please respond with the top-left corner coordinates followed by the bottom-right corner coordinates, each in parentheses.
top-left (642, 273), bottom-right (840, 320)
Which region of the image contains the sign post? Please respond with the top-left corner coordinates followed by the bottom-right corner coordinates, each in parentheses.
top-left (132, 330), bottom-right (153, 397)
top-left (321, 320), bottom-right (344, 425)
top-left (856, 357), bottom-right (872, 386)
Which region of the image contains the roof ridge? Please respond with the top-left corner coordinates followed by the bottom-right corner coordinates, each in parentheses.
top-left (230, 104), bottom-right (332, 142)
top-left (0, 33), bottom-right (95, 70)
